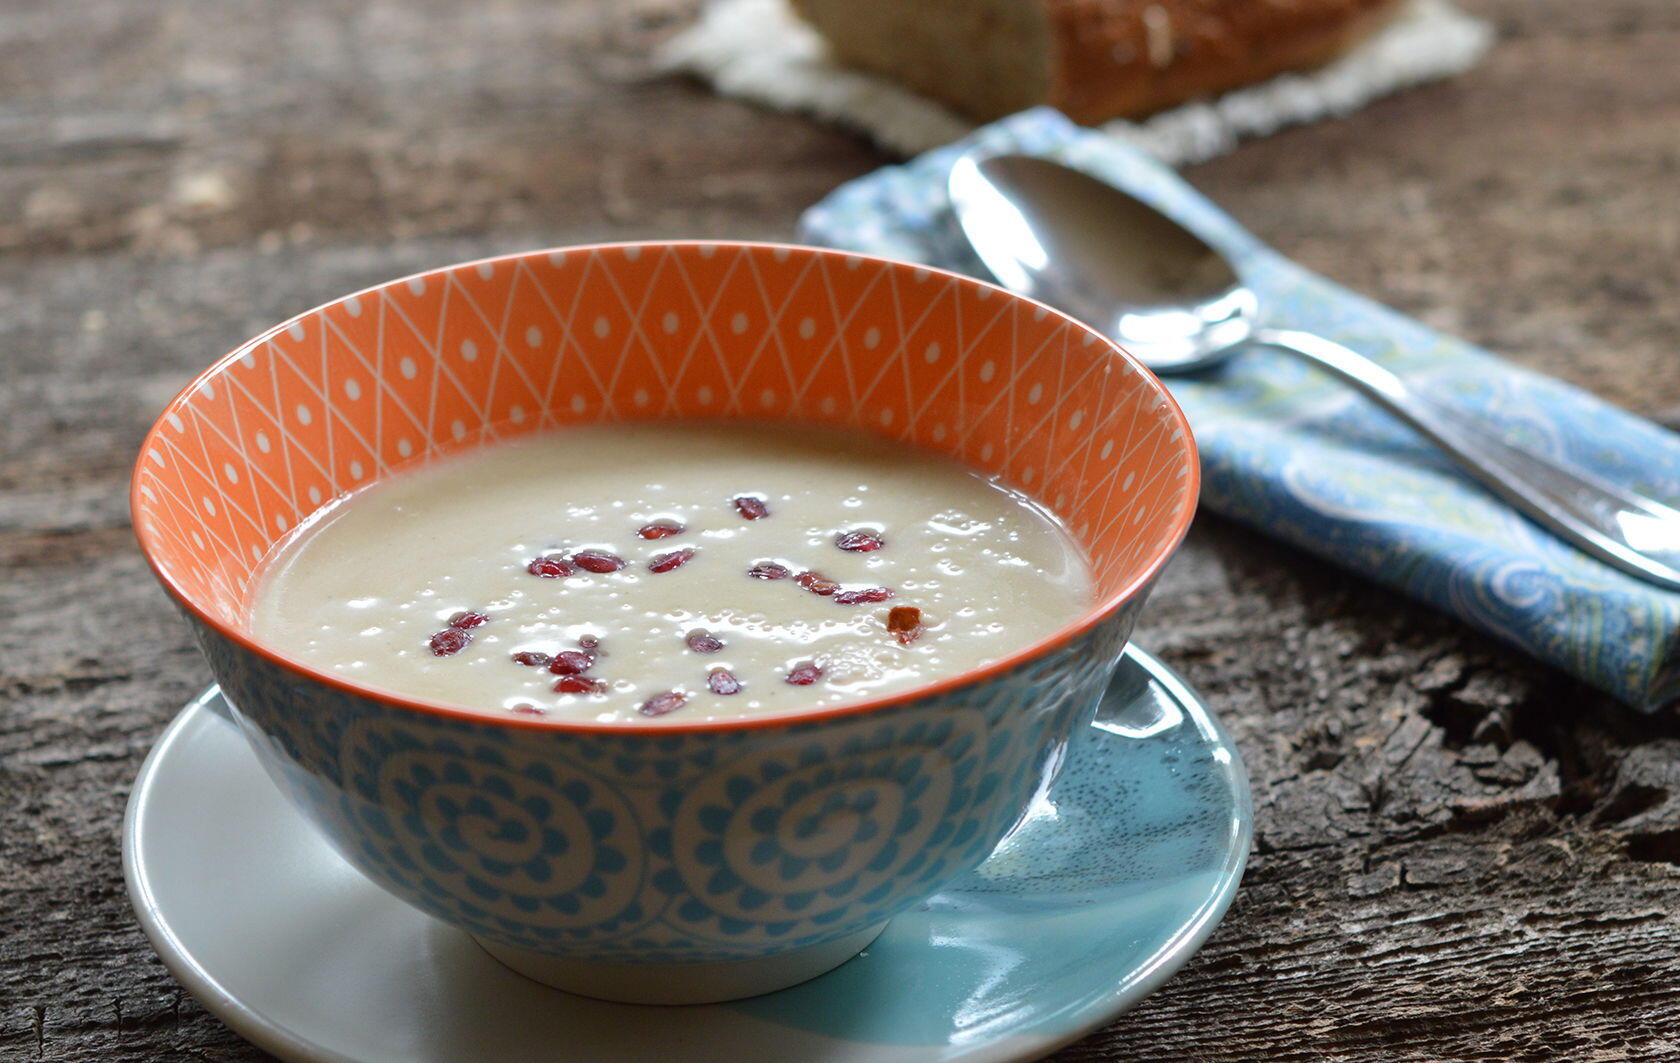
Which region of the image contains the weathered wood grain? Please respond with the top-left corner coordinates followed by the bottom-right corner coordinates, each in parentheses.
top-left (2, 0), bottom-right (1678, 1059)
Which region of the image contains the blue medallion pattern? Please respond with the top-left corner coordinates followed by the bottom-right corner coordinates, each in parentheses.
top-left (663, 709), bottom-right (992, 938)
top-left (186, 589), bottom-right (1141, 966)
top-left (337, 721), bottom-right (649, 937)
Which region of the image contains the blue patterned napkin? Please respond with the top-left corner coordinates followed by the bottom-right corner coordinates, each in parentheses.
top-left (800, 107), bottom-right (1680, 711)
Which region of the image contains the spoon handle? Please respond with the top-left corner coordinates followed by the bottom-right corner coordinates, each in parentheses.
top-left (1252, 328), bottom-right (1680, 590)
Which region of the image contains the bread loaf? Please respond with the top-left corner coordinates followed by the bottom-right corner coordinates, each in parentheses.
top-left (787, 0), bottom-right (1405, 124)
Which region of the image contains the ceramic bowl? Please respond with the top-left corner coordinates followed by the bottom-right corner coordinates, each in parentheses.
top-left (130, 242), bottom-right (1198, 1004)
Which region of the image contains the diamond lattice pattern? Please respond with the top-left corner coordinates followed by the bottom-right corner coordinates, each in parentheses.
top-left (133, 243), bottom-right (1196, 625)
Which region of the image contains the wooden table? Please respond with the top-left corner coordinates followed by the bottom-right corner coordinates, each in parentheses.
top-left (4, 1), bottom-right (1678, 1058)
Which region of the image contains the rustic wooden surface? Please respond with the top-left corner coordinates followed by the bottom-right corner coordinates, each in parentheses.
top-left (3, 0), bottom-right (1679, 1059)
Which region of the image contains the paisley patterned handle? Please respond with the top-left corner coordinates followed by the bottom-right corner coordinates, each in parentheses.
top-left (1254, 328), bottom-right (1680, 591)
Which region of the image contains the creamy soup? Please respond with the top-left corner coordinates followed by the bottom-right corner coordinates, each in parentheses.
top-left (249, 422), bottom-right (1092, 723)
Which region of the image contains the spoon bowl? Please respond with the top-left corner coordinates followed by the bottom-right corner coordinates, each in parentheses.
top-left (949, 152), bottom-right (1680, 591)
top-left (949, 154), bottom-right (1257, 373)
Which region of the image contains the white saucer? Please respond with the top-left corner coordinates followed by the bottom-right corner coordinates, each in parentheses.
top-left (124, 646), bottom-right (1250, 1063)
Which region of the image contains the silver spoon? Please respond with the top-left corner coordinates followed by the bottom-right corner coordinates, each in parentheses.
top-left (949, 153), bottom-right (1680, 591)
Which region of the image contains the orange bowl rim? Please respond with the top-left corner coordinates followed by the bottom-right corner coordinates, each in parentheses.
top-left (130, 240), bottom-right (1201, 735)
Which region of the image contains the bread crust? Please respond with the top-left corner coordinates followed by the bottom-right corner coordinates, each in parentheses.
top-left (1046, 0), bottom-right (1407, 122)
top-left (790, 0), bottom-right (1407, 124)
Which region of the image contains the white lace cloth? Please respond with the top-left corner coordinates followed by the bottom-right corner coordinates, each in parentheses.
top-left (659, 0), bottom-right (1493, 164)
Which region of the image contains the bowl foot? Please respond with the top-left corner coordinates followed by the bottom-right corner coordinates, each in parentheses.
top-left (471, 922), bottom-right (889, 1005)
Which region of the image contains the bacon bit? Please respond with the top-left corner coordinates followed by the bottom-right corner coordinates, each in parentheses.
top-left (707, 668), bottom-right (742, 695)
top-left (795, 570), bottom-right (840, 596)
top-left (747, 561), bottom-right (793, 581)
top-left (571, 548), bottom-right (627, 573)
top-left (547, 650), bottom-right (595, 676)
top-left (527, 555), bottom-right (577, 578)
top-left (639, 690), bottom-right (689, 716)
top-left (511, 650), bottom-right (553, 667)
top-left (732, 495), bottom-right (770, 520)
top-left (686, 629), bottom-right (725, 654)
top-left (509, 703), bottom-right (547, 716)
top-left (638, 519), bottom-right (685, 540)
top-left (428, 628), bottom-right (471, 656)
top-left (834, 587), bottom-right (894, 606)
top-left (784, 661), bottom-right (824, 686)
top-left (887, 606), bottom-right (924, 645)
top-left (554, 675), bottom-right (607, 695)
top-left (835, 529), bottom-right (884, 552)
top-left (448, 610), bottom-right (491, 630)
top-left (649, 547), bottom-right (697, 573)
